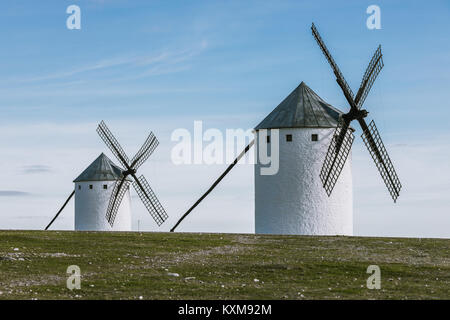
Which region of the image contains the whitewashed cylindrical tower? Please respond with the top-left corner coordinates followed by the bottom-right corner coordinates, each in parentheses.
top-left (73, 153), bottom-right (132, 231)
top-left (254, 82), bottom-right (353, 235)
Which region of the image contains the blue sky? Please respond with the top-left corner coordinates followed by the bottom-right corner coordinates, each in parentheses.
top-left (0, 1), bottom-right (449, 237)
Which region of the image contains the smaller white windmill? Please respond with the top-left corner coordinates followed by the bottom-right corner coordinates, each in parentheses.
top-left (72, 153), bottom-right (132, 231)
top-left (45, 121), bottom-right (168, 231)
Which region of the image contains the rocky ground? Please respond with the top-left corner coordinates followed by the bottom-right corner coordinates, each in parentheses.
top-left (0, 230), bottom-right (448, 299)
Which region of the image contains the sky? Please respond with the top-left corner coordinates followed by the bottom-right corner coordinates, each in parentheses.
top-left (0, 0), bottom-right (449, 238)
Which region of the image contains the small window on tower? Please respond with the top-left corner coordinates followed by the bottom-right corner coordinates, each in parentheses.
top-left (266, 135), bottom-right (270, 143)
top-left (103, 185), bottom-right (107, 190)
top-left (311, 134), bottom-right (318, 142)
top-left (286, 134), bottom-right (292, 142)
top-left (89, 185), bottom-right (93, 190)
top-left (78, 185), bottom-right (81, 190)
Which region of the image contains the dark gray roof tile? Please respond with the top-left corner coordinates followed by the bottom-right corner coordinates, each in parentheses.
top-left (255, 82), bottom-right (344, 130)
top-left (73, 153), bottom-right (130, 182)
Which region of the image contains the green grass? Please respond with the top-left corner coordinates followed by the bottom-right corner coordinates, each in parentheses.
top-left (0, 230), bottom-right (448, 300)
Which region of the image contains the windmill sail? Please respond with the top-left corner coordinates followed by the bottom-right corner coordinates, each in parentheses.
top-left (97, 121), bottom-right (168, 227)
top-left (356, 45), bottom-right (384, 108)
top-left (130, 132), bottom-right (159, 170)
top-left (97, 121), bottom-right (130, 168)
top-left (312, 22), bottom-right (401, 202)
top-left (106, 178), bottom-right (131, 226)
top-left (361, 120), bottom-right (401, 202)
top-left (319, 120), bottom-right (355, 196)
top-left (133, 175), bottom-right (168, 226)
top-left (311, 23), bottom-right (355, 102)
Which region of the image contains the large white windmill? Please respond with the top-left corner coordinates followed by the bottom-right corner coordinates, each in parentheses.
top-left (253, 24), bottom-right (401, 235)
top-left (254, 82), bottom-right (353, 235)
top-left (170, 23), bottom-right (401, 235)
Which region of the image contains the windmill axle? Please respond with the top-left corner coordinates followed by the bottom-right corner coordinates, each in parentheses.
top-left (343, 108), bottom-right (368, 123)
top-left (123, 168), bottom-right (137, 176)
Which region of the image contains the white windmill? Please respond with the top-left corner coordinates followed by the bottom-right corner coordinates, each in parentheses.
top-left (254, 82), bottom-right (353, 235)
top-left (142, 23), bottom-right (402, 235)
top-left (72, 153), bottom-right (132, 231)
top-left (45, 121), bottom-right (169, 231)
top-left (253, 24), bottom-right (401, 235)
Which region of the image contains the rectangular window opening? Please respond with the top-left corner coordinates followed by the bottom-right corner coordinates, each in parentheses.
top-left (266, 135), bottom-right (270, 143)
top-left (103, 185), bottom-right (108, 190)
top-left (311, 134), bottom-right (318, 142)
top-left (89, 185), bottom-right (93, 190)
top-left (286, 134), bottom-right (292, 142)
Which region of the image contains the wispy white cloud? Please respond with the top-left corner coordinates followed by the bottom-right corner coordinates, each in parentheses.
top-left (21, 165), bottom-right (52, 174)
top-left (11, 41), bottom-right (208, 84)
top-left (116, 40), bottom-right (209, 81)
top-left (0, 190), bottom-right (31, 197)
top-left (18, 56), bottom-right (137, 83)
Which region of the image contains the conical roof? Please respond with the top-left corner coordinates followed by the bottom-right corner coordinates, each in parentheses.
top-left (73, 153), bottom-right (130, 182)
top-left (255, 82), bottom-right (344, 130)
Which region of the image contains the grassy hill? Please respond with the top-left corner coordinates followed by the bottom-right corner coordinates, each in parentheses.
top-left (0, 230), bottom-right (448, 300)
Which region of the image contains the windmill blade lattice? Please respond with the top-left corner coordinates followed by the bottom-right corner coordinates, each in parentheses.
top-left (311, 23), bottom-right (355, 101)
top-left (132, 175), bottom-right (168, 226)
top-left (130, 132), bottom-right (159, 170)
top-left (356, 45), bottom-right (384, 108)
top-left (106, 178), bottom-right (131, 226)
top-left (319, 120), bottom-right (355, 196)
top-left (312, 23), bottom-right (401, 201)
top-left (97, 120), bottom-right (168, 227)
top-left (361, 120), bottom-right (402, 202)
top-left (97, 121), bottom-right (130, 168)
